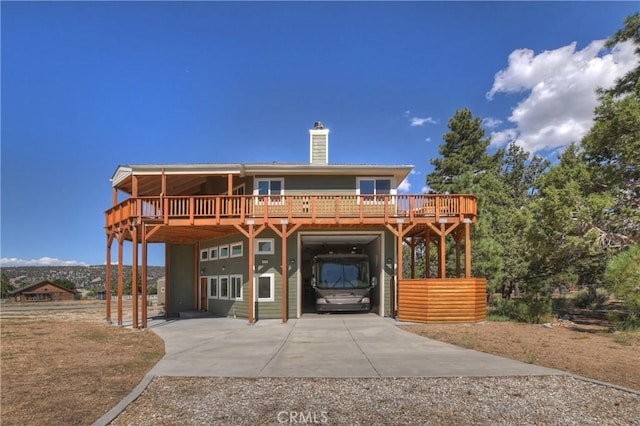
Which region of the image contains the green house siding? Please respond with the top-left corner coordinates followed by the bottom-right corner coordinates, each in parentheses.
top-left (168, 243), bottom-right (196, 316)
top-left (201, 176), bottom-right (253, 195)
top-left (282, 175), bottom-right (356, 194)
top-left (186, 224), bottom-right (396, 320)
top-left (198, 229), bottom-right (298, 320)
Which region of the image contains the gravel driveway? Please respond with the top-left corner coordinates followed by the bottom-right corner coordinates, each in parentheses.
top-left (111, 376), bottom-right (640, 425)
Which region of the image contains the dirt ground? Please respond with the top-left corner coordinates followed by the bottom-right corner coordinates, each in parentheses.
top-left (400, 320), bottom-right (640, 391)
top-left (1, 302), bottom-right (639, 425)
top-left (0, 302), bottom-right (165, 426)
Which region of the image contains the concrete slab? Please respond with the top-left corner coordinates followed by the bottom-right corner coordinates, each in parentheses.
top-left (147, 313), bottom-right (564, 378)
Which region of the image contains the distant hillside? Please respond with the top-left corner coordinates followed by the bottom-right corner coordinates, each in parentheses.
top-left (1, 265), bottom-right (165, 290)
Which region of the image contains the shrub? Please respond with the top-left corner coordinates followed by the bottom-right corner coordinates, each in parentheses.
top-left (488, 295), bottom-right (518, 320)
top-left (622, 312), bottom-right (640, 332)
top-left (517, 295), bottom-right (552, 324)
top-left (574, 287), bottom-right (609, 309)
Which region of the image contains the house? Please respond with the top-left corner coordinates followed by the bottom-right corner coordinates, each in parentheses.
top-left (105, 122), bottom-right (486, 328)
top-left (10, 280), bottom-right (77, 302)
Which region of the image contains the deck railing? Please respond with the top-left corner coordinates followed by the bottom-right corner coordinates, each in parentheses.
top-left (106, 194), bottom-right (477, 228)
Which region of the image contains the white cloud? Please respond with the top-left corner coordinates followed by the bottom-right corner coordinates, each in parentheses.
top-left (410, 116), bottom-right (437, 127)
top-left (482, 117), bottom-right (503, 129)
top-left (0, 257), bottom-right (89, 267)
top-left (425, 137), bottom-right (431, 142)
top-left (421, 185), bottom-right (430, 194)
top-left (397, 178), bottom-right (411, 193)
top-left (487, 40), bottom-right (638, 154)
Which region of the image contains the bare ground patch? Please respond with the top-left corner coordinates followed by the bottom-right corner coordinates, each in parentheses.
top-left (0, 304), bottom-right (165, 425)
top-left (400, 321), bottom-right (640, 391)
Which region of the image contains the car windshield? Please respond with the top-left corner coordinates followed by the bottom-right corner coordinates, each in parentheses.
top-left (317, 259), bottom-right (370, 289)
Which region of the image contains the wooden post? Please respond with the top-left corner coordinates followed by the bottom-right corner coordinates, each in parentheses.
top-left (141, 224), bottom-right (148, 328)
top-left (410, 238), bottom-right (416, 279)
top-left (281, 224), bottom-right (288, 323)
top-left (235, 224), bottom-right (266, 324)
top-left (465, 221), bottom-right (472, 278)
top-left (248, 224), bottom-right (255, 324)
top-left (455, 230), bottom-right (461, 278)
top-left (425, 230), bottom-right (430, 278)
top-left (397, 223), bottom-right (404, 282)
top-left (132, 225), bottom-right (138, 329)
top-left (117, 236), bottom-right (124, 326)
top-left (439, 223), bottom-right (446, 279)
top-left (194, 244), bottom-right (199, 310)
top-left (165, 244), bottom-right (170, 319)
top-left (106, 237), bottom-right (112, 323)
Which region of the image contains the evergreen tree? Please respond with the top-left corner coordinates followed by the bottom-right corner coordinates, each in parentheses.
top-left (426, 108), bottom-right (501, 193)
top-left (601, 13), bottom-right (640, 97)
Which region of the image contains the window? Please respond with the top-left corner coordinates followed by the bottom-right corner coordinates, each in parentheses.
top-left (357, 178), bottom-right (393, 203)
top-left (255, 178), bottom-right (284, 203)
top-left (200, 249), bottom-right (209, 261)
top-left (219, 244), bottom-right (229, 259)
top-left (255, 273), bottom-right (274, 302)
top-left (230, 275), bottom-right (243, 301)
top-left (210, 247), bottom-right (219, 260)
top-left (255, 238), bottom-right (275, 255)
top-left (219, 276), bottom-right (229, 299)
top-left (230, 242), bottom-right (243, 258)
top-left (209, 276), bottom-right (218, 298)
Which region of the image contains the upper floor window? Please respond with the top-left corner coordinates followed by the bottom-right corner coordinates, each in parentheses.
top-left (357, 178), bottom-right (393, 203)
top-left (255, 178), bottom-right (284, 204)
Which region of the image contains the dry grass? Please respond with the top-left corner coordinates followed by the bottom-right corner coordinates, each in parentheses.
top-left (401, 321), bottom-right (640, 391)
top-left (0, 304), bottom-right (165, 425)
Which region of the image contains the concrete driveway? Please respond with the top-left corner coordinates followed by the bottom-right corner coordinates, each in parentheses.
top-left (146, 314), bottom-right (562, 378)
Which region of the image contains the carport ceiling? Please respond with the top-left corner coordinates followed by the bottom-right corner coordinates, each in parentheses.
top-left (301, 235), bottom-right (379, 246)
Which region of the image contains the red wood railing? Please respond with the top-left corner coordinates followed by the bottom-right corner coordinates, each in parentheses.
top-left (105, 194), bottom-right (477, 229)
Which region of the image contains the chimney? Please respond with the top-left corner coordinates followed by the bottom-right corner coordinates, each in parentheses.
top-left (309, 121), bottom-right (329, 164)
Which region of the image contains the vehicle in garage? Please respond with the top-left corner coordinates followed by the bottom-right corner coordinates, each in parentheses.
top-left (312, 253), bottom-right (377, 312)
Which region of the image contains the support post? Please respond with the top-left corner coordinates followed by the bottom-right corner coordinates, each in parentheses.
top-left (439, 223), bottom-right (446, 279)
top-left (141, 224), bottom-right (148, 328)
top-left (465, 221), bottom-right (472, 278)
top-left (132, 225), bottom-right (138, 329)
top-left (106, 237), bottom-right (112, 323)
top-left (117, 237), bottom-right (124, 326)
top-left (281, 224), bottom-right (288, 323)
top-left (455, 230), bottom-right (461, 278)
top-left (248, 225), bottom-right (255, 324)
top-left (425, 231), bottom-right (430, 278)
top-left (397, 223), bottom-right (404, 282)
top-left (410, 238), bottom-right (416, 279)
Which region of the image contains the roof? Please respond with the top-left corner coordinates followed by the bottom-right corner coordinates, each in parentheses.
top-left (111, 162), bottom-right (414, 196)
top-left (9, 280), bottom-right (77, 295)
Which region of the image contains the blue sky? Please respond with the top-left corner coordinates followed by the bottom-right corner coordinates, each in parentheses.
top-left (1, 1), bottom-right (638, 267)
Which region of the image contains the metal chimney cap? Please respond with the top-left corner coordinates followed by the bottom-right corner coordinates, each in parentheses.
top-left (313, 121), bottom-right (325, 130)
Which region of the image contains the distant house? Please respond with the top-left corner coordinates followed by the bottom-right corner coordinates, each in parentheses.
top-left (10, 281), bottom-right (77, 302)
top-left (96, 288), bottom-right (108, 300)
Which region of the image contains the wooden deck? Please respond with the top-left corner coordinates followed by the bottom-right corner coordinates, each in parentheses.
top-left (106, 194), bottom-right (477, 239)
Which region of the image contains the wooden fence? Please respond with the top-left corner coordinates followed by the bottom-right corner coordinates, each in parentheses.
top-left (397, 278), bottom-right (487, 323)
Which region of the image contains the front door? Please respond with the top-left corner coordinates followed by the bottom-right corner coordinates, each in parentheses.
top-left (200, 277), bottom-right (208, 311)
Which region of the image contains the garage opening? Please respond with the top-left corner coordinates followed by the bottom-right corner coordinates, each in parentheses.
top-left (300, 234), bottom-right (382, 316)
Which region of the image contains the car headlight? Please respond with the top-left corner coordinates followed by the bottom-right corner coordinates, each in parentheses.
top-left (361, 297), bottom-right (370, 304)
